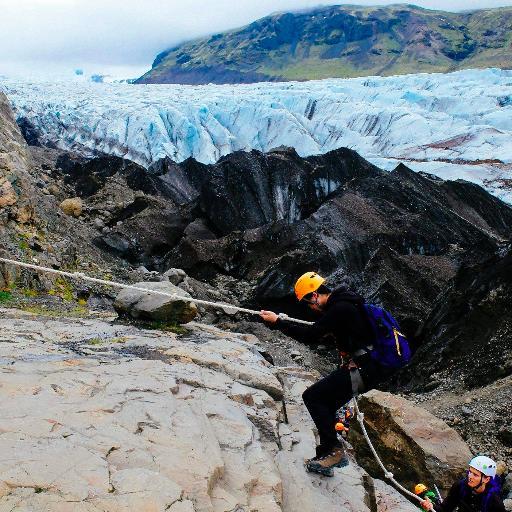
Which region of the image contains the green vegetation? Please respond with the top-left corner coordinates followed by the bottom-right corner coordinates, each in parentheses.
top-left (14, 303), bottom-right (89, 318)
top-left (22, 288), bottom-right (39, 298)
top-left (87, 336), bottom-right (128, 345)
top-left (144, 320), bottom-right (188, 335)
top-left (138, 5), bottom-right (512, 84)
top-left (0, 291), bottom-right (13, 303)
top-left (48, 277), bottom-right (75, 301)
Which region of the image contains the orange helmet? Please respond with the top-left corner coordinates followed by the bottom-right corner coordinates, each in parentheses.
top-left (294, 272), bottom-right (325, 301)
top-left (414, 484), bottom-right (428, 495)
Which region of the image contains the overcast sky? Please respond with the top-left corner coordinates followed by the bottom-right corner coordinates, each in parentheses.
top-left (1, 0), bottom-right (512, 78)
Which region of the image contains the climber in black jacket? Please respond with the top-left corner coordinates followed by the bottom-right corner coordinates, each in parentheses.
top-left (421, 456), bottom-right (505, 512)
top-left (260, 272), bottom-right (394, 474)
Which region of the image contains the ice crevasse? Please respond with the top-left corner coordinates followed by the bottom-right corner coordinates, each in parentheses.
top-left (2, 68), bottom-right (512, 203)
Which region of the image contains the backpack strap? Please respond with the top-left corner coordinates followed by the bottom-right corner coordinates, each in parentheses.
top-left (393, 328), bottom-right (404, 356)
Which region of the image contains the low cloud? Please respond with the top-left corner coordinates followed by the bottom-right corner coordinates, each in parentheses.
top-left (1, 0), bottom-right (511, 75)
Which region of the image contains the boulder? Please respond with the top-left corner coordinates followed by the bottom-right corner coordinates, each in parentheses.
top-left (114, 280), bottom-right (197, 323)
top-left (59, 197), bottom-right (83, 217)
top-left (162, 267), bottom-right (187, 285)
top-left (349, 390), bottom-right (473, 494)
top-left (0, 177), bottom-right (17, 207)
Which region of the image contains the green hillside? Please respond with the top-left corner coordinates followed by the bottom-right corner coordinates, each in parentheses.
top-left (137, 4), bottom-right (512, 84)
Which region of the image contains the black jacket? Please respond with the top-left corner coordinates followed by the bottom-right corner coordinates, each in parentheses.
top-left (274, 287), bottom-right (374, 355)
top-left (436, 481), bottom-right (505, 512)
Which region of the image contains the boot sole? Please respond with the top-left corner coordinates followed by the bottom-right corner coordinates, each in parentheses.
top-left (305, 463), bottom-right (334, 477)
top-left (335, 457), bottom-right (349, 468)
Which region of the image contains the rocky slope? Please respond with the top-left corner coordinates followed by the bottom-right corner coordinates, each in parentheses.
top-left (0, 92), bottom-right (130, 295)
top-left (403, 247), bottom-right (512, 391)
top-left (49, 146), bottom-right (512, 341)
top-left (0, 307), bottom-right (427, 512)
top-left (2, 85), bottom-right (511, 347)
top-left (395, 246), bottom-right (512, 468)
top-left (138, 5), bottom-right (512, 84)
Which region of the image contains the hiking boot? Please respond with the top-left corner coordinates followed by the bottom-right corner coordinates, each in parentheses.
top-left (335, 453), bottom-right (350, 468)
top-left (305, 462), bottom-right (334, 477)
top-left (305, 450), bottom-right (348, 467)
top-left (305, 446), bottom-right (345, 476)
top-left (304, 444), bottom-right (325, 465)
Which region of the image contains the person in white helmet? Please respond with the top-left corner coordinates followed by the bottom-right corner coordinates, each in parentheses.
top-left (421, 456), bottom-right (505, 512)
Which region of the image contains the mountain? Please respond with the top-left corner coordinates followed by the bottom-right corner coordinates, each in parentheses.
top-left (137, 4), bottom-right (512, 85)
top-left (3, 69), bottom-right (512, 204)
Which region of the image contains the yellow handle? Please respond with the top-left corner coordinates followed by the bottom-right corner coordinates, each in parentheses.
top-left (393, 328), bottom-right (403, 356)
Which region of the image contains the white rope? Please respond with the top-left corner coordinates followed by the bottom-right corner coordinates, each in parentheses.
top-left (352, 396), bottom-right (439, 511)
top-left (0, 257), bottom-right (314, 325)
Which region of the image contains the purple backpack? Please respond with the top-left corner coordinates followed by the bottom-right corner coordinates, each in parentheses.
top-left (363, 304), bottom-right (412, 369)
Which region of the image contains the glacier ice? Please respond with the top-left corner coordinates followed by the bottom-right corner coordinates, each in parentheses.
top-left (1, 68), bottom-right (511, 203)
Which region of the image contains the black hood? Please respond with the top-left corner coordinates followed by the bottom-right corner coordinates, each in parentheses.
top-left (326, 287), bottom-right (365, 307)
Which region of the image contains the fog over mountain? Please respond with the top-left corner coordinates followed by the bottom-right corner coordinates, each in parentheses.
top-left (2, 0), bottom-right (512, 77)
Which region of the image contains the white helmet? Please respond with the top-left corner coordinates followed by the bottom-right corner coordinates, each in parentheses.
top-left (469, 456), bottom-right (497, 478)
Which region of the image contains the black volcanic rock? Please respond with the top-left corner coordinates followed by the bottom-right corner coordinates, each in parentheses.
top-left (173, 147), bottom-right (379, 235)
top-left (162, 151), bottom-right (512, 332)
top-left (58, 146), bottom-right (512, 335)
top-left (400, 246), bottom-right (512, 391)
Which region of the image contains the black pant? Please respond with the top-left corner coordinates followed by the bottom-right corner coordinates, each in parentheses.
top-left (302, 356), bottom-right (392, 455)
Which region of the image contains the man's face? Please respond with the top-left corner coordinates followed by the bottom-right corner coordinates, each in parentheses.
top-left (467, 467), bottom-right (490, 489)
top-left (304, 292), bottom-right (322, 312)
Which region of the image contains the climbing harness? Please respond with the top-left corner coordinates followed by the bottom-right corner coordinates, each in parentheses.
top-left (352, 395), bottom-right (439, 511)
top-left (0, 257), bottom-right (313, 325)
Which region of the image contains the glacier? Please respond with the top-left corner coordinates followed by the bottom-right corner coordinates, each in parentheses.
top-left (1, 68), bottom-right (512, 203)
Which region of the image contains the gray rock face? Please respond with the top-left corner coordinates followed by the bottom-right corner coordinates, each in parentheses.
top-left (114, 281), bottom-right (198, 323)
top-left (349, 390), bottom-right (473, 494)
top-left (0, 307), bottom-right (428, 512)
top-left (0, 92), bottom-right (30, 176)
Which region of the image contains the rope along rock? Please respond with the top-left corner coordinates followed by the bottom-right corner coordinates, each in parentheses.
top-left (1, 256), bottom-right (441, 508)
top-left (0, 257), bottom-right (313, 325)
top-left (352, 396), bottom-right (438, 511)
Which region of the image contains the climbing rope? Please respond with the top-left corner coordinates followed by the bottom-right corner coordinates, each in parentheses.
top-left (2, 256), bottom-right (442, 508)
top-left (0, 257), bottom-right (313, 325)
top-left (352, 396), bottom-right (438, 511)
